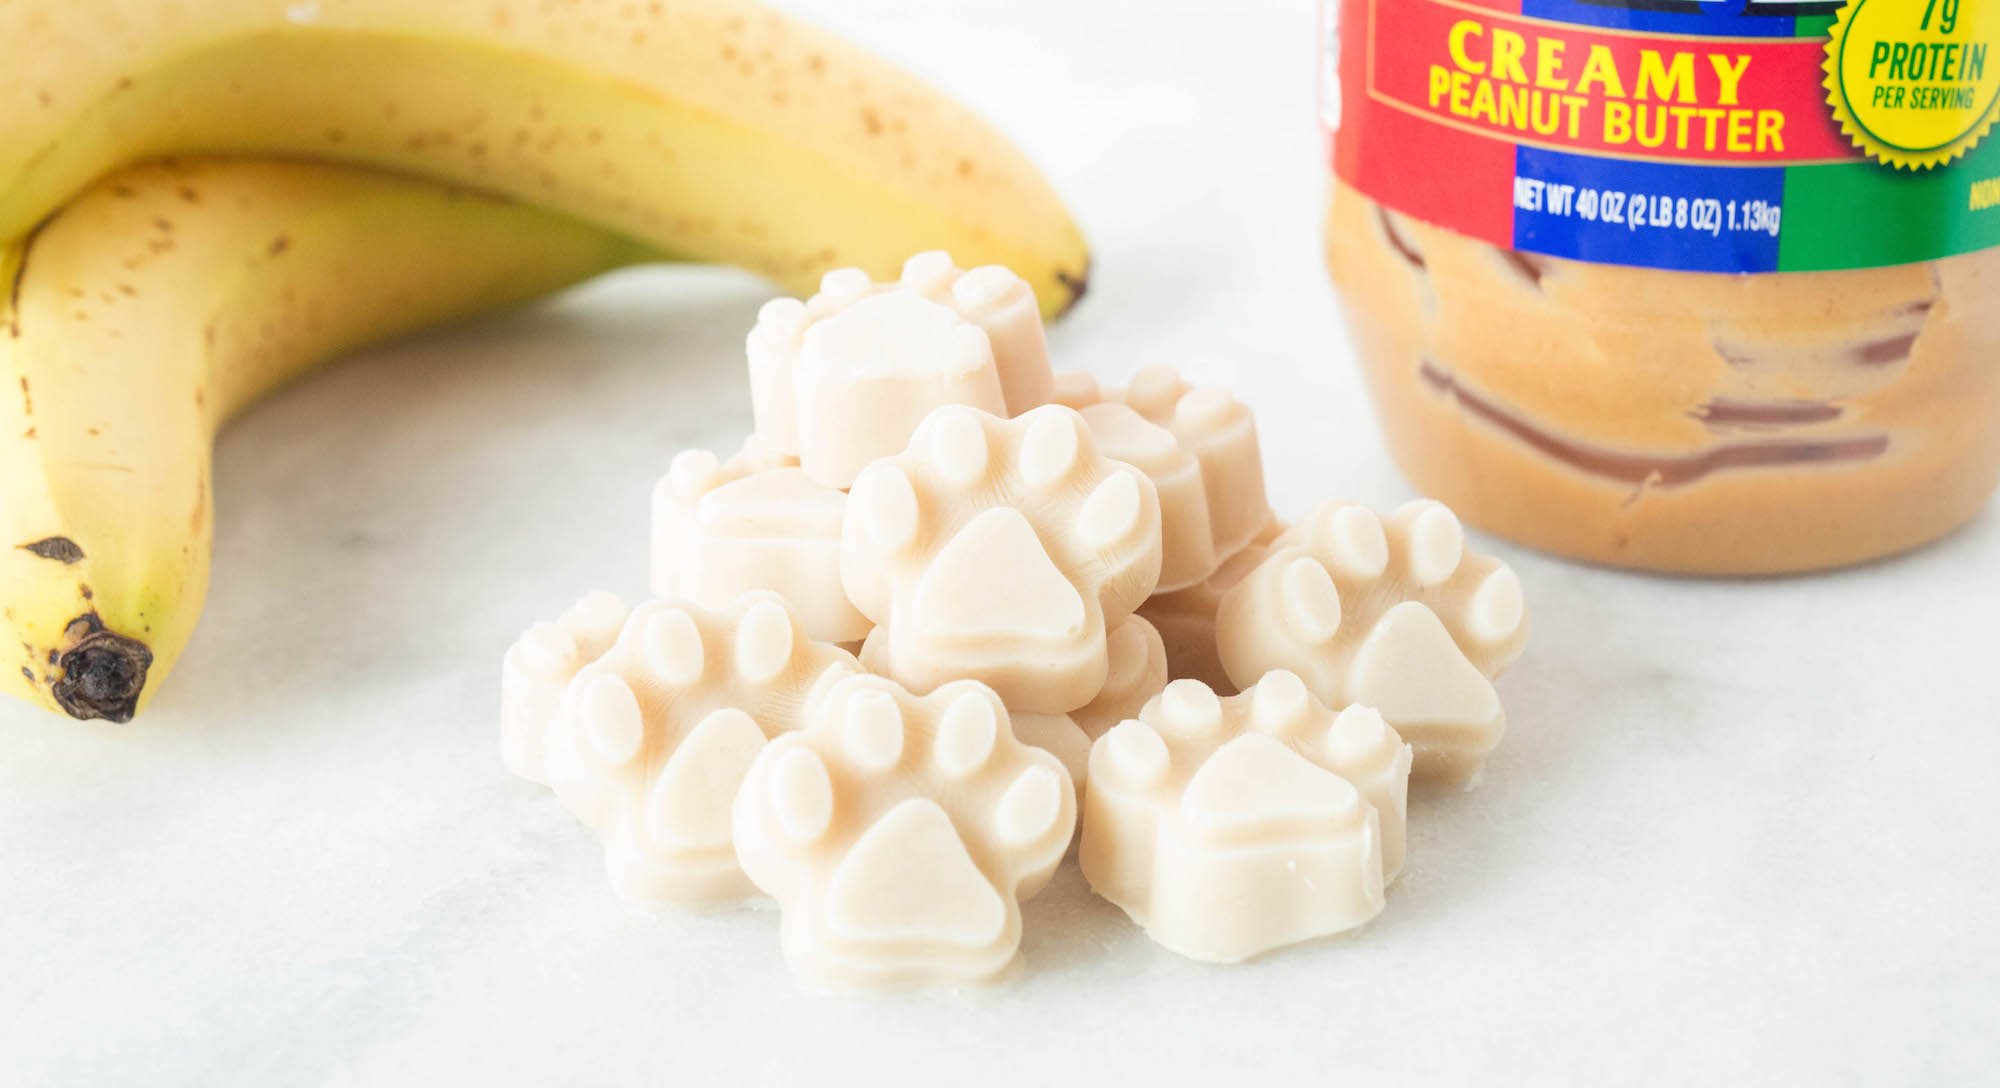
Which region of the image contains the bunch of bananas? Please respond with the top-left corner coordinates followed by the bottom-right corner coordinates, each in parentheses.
top-left (0, 0), bottom-right (1089, 723)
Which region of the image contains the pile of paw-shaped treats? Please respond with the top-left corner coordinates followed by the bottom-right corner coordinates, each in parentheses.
top-left (501, 253), bottom-right (1529, 990)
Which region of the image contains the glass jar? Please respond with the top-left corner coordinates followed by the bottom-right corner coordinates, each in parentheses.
top-left (1321, 0), bottom-right (2000, 574)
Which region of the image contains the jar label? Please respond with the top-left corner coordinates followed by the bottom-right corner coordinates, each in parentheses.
top-left (1327, 0), bottom-right (2000, 272)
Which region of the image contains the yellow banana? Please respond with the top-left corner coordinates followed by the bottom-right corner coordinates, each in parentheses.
top-left (0, 159), bottom-right (647, 721)
top-left (0, 0), bottom-right (1090, 316)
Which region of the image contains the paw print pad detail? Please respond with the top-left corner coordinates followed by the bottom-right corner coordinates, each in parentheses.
top-left (1079, 672), bottom-right (1409, 963)
top-left (651, 447), bottom-right (868, 643)
top-left (844, 404), bottom-right (1163, 714)
top-left (1215, 500), bottom-right (1528, 787)
top-left (1057, 366), bottom-right (1272, 588)
top-left (501, 590), bottom-right (630, 784)
top-left (746, 254), bottom-right (1055, 487)
top-left (541, 594), bottom-right (856, 909)
top-left (732, 671), bottom-right (1076, 989)
top-left (849, 626), bottom-right (1096, 797)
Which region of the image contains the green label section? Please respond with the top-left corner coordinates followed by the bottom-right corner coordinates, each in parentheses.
top-left (1779, 134), bottom-right (2000, 269)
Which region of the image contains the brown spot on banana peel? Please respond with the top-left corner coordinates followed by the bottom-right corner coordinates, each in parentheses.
top-left (49, 613), bottom-right (152, 723)
top-left (18, 536), bottom-right (85, 563)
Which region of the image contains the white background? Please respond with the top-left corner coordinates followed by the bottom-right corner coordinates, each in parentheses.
top-left (5, 1), bottom-right (1998, 1084)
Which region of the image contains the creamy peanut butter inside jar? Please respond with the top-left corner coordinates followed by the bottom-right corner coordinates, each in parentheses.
top-left (1321, 0), bottom-right (2000, 574)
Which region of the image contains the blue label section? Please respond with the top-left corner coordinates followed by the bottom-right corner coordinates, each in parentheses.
top-left (1511, 146), bottom-right (1787, 272)
top-left (1518, 0), bottom-right (1816, 37)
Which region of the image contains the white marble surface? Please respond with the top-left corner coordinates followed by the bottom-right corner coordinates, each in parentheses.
top-left (5, 1), bottom-right (1998, 1084)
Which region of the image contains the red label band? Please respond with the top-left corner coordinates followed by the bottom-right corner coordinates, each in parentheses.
top-left (1361, 0), bottom-right (1858, 166)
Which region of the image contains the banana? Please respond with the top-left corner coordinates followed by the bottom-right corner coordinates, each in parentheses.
top-left (0, 159), bottom-right (647, 722)
top-left (0, 0), bottom-right (1090, 316)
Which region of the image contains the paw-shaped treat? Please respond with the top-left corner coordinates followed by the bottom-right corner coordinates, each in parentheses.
top-left (1079, 672), bottom-right (1408, 963)
top-left (1215, 500), bottom-right (1527, 787)
top-left (1055, 366), bottom-right (1271, 587)
top-left (651, 447), bottom-right (869, 643)
top-left (1138, 519), bottom-right (1284, 693)
top-left (541, 594), bottom-right (856, 909)
top-left (501, 590), bottom-right (630, 784)
top-left (895, 252), bottom-right (1057, 416)
top-left (844, 403), bottom-right (1164, 714)
top-left (1070, 613), bottom-right (1169, 741)
top-left (732, 669), bottom-right (1076, 989)
top-left (746, 254), bottom-right (1055, 487)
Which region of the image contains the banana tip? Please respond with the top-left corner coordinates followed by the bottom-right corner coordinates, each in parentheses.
top-left (1053, 260), bottom-right (1090, 319)
top-left (50, 614), bottom-right (153, 723)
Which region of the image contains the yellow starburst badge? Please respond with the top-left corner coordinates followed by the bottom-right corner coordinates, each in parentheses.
top-left (1825, 0), bottom-right (2000, 170)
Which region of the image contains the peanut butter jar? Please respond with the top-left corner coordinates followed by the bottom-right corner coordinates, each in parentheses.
top-left (1321, 0), bottom-right (2000, 574)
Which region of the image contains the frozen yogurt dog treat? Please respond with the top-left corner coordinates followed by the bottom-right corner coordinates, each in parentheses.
top-left (1069, 613), bottom-right (1169, 742)
top-left (1080, 672), bottom-right (1407, 963)
top-left (1057, 367), bottom-right (1272, 589)
top-left (1137, 519), bottom-right (1283, 693)
top-left (785, 288), bottom-right (1003, 489)
top-left (541, 594), bottom-right (856, 909)
top-left (733, 669), bottom-right (1076, 989)
top-left (747, 254), bottom-right (1057, 487)
top-left (1215, 500), bottom-right (1526, 787)
top-left (815, 252), bottom-right (1055, 415)
top-left (651, 447), bottom-right (869, 644)
top-left (808, 254), bottom-right (1056, 416)
top-left (501, 590), bottom-right (630, 784)
top-left (1077, 403), bottom-right (1222, 593)
top-left (844, 403), bottom-right (1163, 714)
